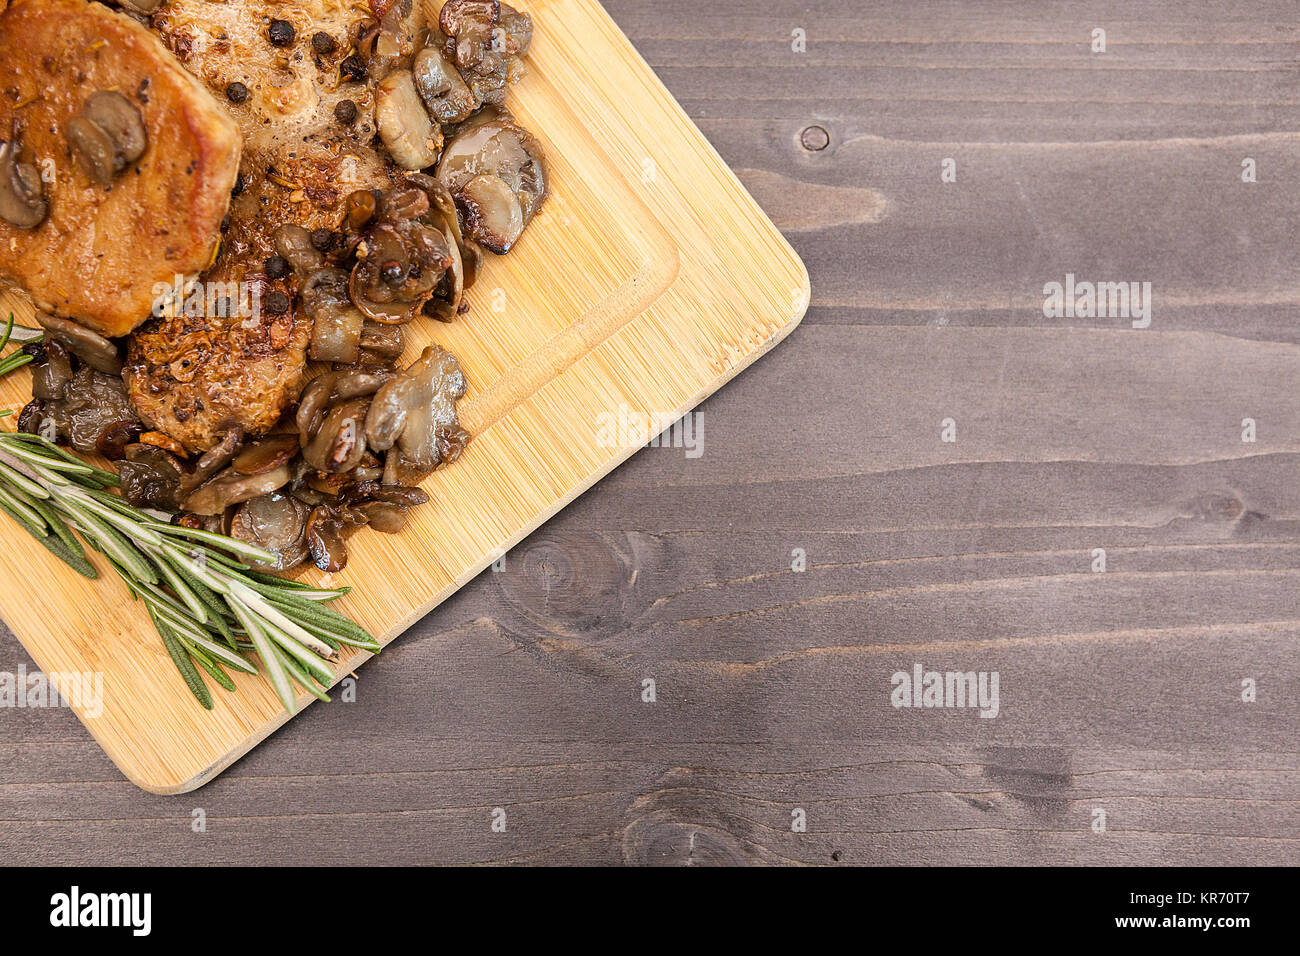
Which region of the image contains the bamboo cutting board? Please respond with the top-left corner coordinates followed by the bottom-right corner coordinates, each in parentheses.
top-left (0, 0), bottom-right (808, 792)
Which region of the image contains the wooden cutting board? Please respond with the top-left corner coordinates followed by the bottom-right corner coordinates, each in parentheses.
top-left (0, 0), bottom-right (808, 793)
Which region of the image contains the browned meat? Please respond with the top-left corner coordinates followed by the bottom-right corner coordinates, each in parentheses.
top-left (0, 0), bottom-right (240, 337)
top-left (124, 0), bottom-right (401, 452)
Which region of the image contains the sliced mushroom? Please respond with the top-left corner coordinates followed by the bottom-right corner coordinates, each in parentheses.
top-left (352, 500), bottom-right (409, 533)
top-left (365, 345), bottom-right (468, 471)
top-left (343, 189), bottom-right (378, 231)
top-left (96, 419), bottom-right (144, 460)
top-left (182, 463), bottom-right (294, 516)
top-left (233, 433), bottom-right (300, 475)
top-left (408, 172), bottom-right (482, 291)
top-left (30, 339), bottom-right (73, 400)
top-left (230, 492), bottom-right (310, 570)
top-left (34, 312), bottom-right (122, 374)
top-left (296, 369), bottom-right (391, 445)
top-left (302, 397), bottom-right (372, 474)
top-left (306, 504), bottom-right (349, 572)
top-left (439, 0), bottom-right (499, 74)
top-left (376, 69), bottom-right (443, 170)
top-left (412, 44), bottom-right (475, 124)
top-left (119, 443), bottom-right (185, 511)
top-left (422, 215), bottom-right (466, 321)
top-left (376, 184), bottom-right (430, 223)
top-left (47, 367), bottom-right (140, 455)
top-left (272, 223), bottom-right (324, 274)
top-left (0, 127), bottom-right (47, 228)
top-left (359, 320), bottom-right (406, 360)
top-left (66, 115), bottom-right (116, 186)
top-left (180, 428), bottom-right (242, 495)
top-left (68, 91), bottom-right (147, 186)
top-left (349, 219), bottom-right (450, 323)
top-left (456, 173), bottom-right (523, 255)
top-left (302, 268), bottom-right (366, 363)
top-left (435, 114), bottom-right (547, 254)
top-left (83, 92), bottom-right (147, 165)
top-left (498, 3), bottom-right (534, 57)
top-left (368, 0), bottom-right (420, 81)
top-left (17, 399), bottom-right (46, 436)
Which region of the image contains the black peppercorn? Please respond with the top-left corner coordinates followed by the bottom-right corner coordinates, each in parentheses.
top-left (264, 290), bottom-right (291, 315)
top-left (340, 55), bottom-right (366, 82)
top-left (380, 260), bottom-right (404, 284)
top-left (268, 19), bottom-right (295, 47)
top-left (225, 81), bottom-right (250, 104)
top-left (333, 99), bottom-right (357, 125)
top-left (231, 172), bottom-right (245, 197)
top-left (310, 228), bottom-right (335, 252)
top-left (265, 255), bottom-right (290, 279)
top-left (311, 32), bottom-right (337, 56)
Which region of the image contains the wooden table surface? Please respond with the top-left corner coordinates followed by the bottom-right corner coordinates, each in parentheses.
top-left (2, 0), bottom-right (1298, 865)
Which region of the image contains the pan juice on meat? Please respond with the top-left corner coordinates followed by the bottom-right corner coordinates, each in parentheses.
top-left (0, 0), bottom-right (548, 575)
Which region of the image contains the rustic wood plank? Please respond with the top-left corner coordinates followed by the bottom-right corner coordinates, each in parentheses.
top-left (2, 0), bottom-right (1298, 864)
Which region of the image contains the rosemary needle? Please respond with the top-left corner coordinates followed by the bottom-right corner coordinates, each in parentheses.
top-left (0, 313), bottom-right (40, 380)
top-left (0, 429), bottom-right (380, 712)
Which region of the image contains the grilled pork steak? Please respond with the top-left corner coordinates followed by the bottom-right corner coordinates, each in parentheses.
top-left (0, 0), bottom-right (240, 337)
top-left (124, 0), bottom-right (402, 452)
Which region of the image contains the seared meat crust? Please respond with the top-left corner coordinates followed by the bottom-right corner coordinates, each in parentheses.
top-left (0, 0), bottom-right (241, 337)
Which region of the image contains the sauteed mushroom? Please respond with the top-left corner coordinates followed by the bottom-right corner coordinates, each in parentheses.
top-left (439, 0), bottom-right (499, 73)
top-left (68, 91), bottom-right (147, 186)
top-left (230, 492), bottom-right (309, 570)
top-left (305, 504), bottom-right (349, 572)
top-left (233, 433), bottom-right (300, 475)
top-left (437, 1), bottom-right (533, 109)
top-left (302, 397), bottom-right (371, 474)
top-left (375, 69), bottom-right (443, 170)
top-left (272, 223), bottom-right (324, 274)
top-left (46, 368), bottom-right (139, 455)
top-left (34, 312), bottom-right (122, 374)
top-left (409, 172), bottom-right (483, 291)
top-left (365, 345), bottom-right (468, 472)
top-left (180, 428), bottom-right (242, 496)
top-left (295, 369), bottom-right (391, 446)
top-left (350, 219), bottom-right (451, 323)
top-left (119, 444), bottom-right (185, 511)
top-left (359, 320), bottom-right (406, 361)
top-left (412, 45), bottom-right (475, 124)
top-left (302, 268), bottom-right (366, 363)
top-left (30, 339), bottom-right (72, 400)
top-left (0, 125), bottom-right (47, 228)
top-left (368, 0), bottom-right (420, 81)
top-left (435, 112), bottom-right (547, 253)
top-left (183, 463), bottom-right (294, 515)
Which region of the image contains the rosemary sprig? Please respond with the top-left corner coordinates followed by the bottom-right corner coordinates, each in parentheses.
top-left (0, 428), bottom-right (381, 712)
top-left (0, 313), bottom-right (41, 379)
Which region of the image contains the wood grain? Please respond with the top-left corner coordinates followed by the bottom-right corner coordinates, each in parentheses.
top-left (0, 0), bottom-right (807, 793)
top-left (2, 0), bottom-right (1298, 864)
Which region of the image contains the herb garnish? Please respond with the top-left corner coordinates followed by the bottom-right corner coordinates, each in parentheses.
top-left (0, 426), bottom-right (380, 711)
